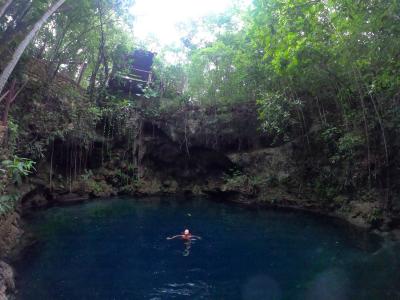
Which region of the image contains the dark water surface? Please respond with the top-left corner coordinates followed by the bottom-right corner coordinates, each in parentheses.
top-left (15, 197), bottom-right (400, 299)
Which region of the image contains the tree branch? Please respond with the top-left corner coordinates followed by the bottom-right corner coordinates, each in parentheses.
top-left (0, 0), bottom-right (13, 19)
top-left (0, 90), bottom-right (9, 103)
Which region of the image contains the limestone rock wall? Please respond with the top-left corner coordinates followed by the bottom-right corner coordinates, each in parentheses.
top-left (0, 212), bottom-right (23, 257)
top-left (0, 261), bottom-right (14, 300)
top-left (0, 213), bottom-right (19, 300)
top-left (228, 143), bottom-right (296, 181)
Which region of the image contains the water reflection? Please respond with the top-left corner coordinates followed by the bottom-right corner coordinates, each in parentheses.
top-left (183, 240), bottom-right (191, 257)
top-left (305, 268), bottom-right (349, 300)
top-left (242, 275), bottom-right (282, 300)
top-left (152, 281), bottom-right (211, 299)
top-left (14, 197), bottom-right (399, 300)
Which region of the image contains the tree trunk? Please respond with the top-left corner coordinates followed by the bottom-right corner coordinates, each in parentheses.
top-left (0, 0), bottom-right (33, 55)
top-left (2, 79), bottom-right (16, 127)
top-left (0, 0), bottom-right (66, 96)
top-left (88, 52), bottom-right (102, 101)
top-left (36, 35), bottom-right (48, 59)
top-left (77, 63), bottom-right (87, 86)
top-left (1, 79), bottom-right (26, 131)
top-left (0, 0), bottom-right (13, 19)
top-left (89, 0), bottom-right (107, 102)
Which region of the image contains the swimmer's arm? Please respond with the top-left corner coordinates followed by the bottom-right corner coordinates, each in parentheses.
top-left (190, 235), bottom-right (202, 240)
top-left (166, 235), bottom-right (182, 240)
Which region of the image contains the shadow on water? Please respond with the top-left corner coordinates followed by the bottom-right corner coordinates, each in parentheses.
top-left (12, 197), bottom-right (400, 300)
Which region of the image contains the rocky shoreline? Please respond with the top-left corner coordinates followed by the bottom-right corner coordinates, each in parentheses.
top-left (0, 261), bottom-right (14, 300)
top-left (0, 212), bottom-right (20, 300)
top-left (0, 184), bottom-right (41, 300)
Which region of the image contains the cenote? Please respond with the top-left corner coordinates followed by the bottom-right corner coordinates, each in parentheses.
top-left (14, 197), bottom-right (400, 299)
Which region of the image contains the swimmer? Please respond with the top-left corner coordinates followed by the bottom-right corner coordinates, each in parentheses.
top-left (166, 229), bottom-right (202, 241)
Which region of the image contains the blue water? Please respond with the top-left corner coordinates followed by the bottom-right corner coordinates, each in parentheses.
top-left (14, 197), bottom-right (400, 299)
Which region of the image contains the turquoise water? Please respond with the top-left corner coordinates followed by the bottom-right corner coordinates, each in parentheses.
top-left (15, 197), bottom-right (400, 299)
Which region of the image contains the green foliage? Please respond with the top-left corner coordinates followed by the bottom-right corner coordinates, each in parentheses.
top-left (186, 32), bottom-right (255, 105)
top-left (222, 168), bottom-right (243, 184)
top-left (257, 92), bottom-right (302, 136)
top-left (1, 156), bottom-right (35, 185)
top-left (25, 140), bottom-right (47, 160)
top-left (223, 168), bottom-right (264, 193)
top-left (152, 54), bottom-right (188, 100)
top-left (87, 105), bottom-right (103, 124)
top-left (113, 168), bottom-right (137, 187)
top-left (80, 169), bottom-right (94, 181)
top-left (320, 127), bottom-right (364, 164)
top-left (142, 86), bottom-right (159, 99)
top-left (321, 127), bottom-right (341, 144)
top-left (7, 117), bottom-right (19, 151)
top-left (337, 132), bottom-right (364, 158)
top-left (366, 207), bottom-right (384, 226)
top-left (86, 180), bottom-right (104, 195)
top-left (0, 194), bottom-right (19, 215)
top-left (314, 174), bottom-right (340, 201)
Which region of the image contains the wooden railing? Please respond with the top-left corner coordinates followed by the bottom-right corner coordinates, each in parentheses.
top-left (131, 68), bottom-right (153, 84)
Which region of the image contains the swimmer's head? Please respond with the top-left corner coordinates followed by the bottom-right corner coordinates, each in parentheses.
top-left (184, 229), bottom-right (190, 235)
